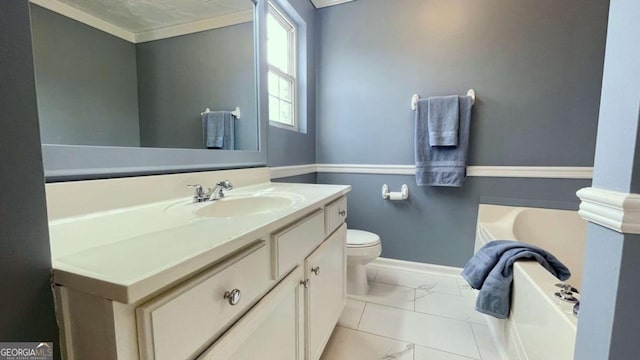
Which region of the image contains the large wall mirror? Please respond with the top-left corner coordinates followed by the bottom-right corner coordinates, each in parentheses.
top-left (29, 0), bottom-right (267, 181)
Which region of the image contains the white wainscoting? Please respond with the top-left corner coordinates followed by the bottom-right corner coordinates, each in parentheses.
top-left (270, 164), bottom-right (594, 180)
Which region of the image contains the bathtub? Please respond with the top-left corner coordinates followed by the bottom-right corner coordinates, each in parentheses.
top-left (475, 204), bottom-right (587, 360)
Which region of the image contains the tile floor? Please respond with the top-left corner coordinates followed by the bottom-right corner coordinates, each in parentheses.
top-left (320, 266), bottom-right (501, 360)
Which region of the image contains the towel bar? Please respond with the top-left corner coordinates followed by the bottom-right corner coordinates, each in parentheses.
top-left (201, 106), bottom-right (241, 119)
top-left (411, 89), bottom-right (475, 111)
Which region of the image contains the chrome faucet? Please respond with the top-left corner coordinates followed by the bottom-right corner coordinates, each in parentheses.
top-left (209, 180), bottom-right (234, 200)
top-left (188, 180), bottom-right (234, 203)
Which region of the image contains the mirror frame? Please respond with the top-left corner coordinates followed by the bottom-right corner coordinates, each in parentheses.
top-left (39, 0), bottom-right (268, 182)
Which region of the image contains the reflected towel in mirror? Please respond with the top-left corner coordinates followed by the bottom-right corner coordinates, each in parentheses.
top-left (202, 111), bottom-right (235, 150)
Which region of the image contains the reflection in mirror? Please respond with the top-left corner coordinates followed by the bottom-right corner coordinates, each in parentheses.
top-left (30, 0), bottom-right (258, 151)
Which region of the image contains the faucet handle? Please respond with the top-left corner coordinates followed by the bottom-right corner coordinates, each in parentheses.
top-left (555, 283), bottom-right (579, 294)
top-left (187, 184), bottom-right (204, 195)
top-left (187, 184), bottom-right (208, 202)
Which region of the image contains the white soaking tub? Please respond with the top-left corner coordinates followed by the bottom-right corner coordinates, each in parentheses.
top-left (475, 204), bottom-right (587, 360)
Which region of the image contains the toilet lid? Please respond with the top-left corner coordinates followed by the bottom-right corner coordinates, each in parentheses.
top-left (347, 229), bottom-right (381, 247)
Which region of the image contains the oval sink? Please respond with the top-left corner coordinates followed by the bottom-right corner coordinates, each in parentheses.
top-left (195, 196), bottom-right (294, 218)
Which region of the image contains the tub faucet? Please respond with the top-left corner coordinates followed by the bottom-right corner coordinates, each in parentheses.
top-left (208, 180), bottom-right (234, 200)
top-left (554, 283), bottom-right (579, 303)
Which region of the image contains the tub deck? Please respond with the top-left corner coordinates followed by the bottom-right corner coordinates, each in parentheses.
top-left (476, 204), bottom-right (587, 360)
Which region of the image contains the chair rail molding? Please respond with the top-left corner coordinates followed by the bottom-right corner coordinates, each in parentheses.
top-left (269, 164), bottom-right (317, 179)
top-left (269, 164), bottom-right (594, 180)
top-left (577, 187), bottom-right (640, 234)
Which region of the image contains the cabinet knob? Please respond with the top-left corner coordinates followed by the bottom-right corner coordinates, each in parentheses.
top-left (311, 266), bottom-right (320, 276)
top-left (300, 279), bottom-right (310, 288)
top-left (339, 210), bottom-right (346, 217)
top-left (223, 289), bottom-right (241, 306)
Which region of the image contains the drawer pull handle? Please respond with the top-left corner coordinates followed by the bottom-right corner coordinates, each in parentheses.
top-left (223, 289), bottom-right (241, 306)
top-left (339, 210), bottom-right (346, 217)
top-left (311, 266), bottom-right (320, 276)
top-left (300, 279), bottom-right (310, 288)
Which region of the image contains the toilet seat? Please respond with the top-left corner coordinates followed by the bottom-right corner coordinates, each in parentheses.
top-left (347, 229), bottom-right (381, 248)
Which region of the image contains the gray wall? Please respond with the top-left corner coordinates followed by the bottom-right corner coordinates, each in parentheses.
top-left (1, 1), bottom-right (59, 357)
top-left (319, 173), bottom-right (590, 266)
top-left (136, 22), bottom-right (258, 151)
top-left (316, 0), bottom-right (608, 166)
top-left (30, 4), bottom-right (140, 147)
top-left (267, 0), bottom-right (317, 167)
top-left (315, 0), bottom-right (608, 266)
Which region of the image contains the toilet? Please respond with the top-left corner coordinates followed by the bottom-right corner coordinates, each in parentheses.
top-left (347, 229), bottom-right (382, 296)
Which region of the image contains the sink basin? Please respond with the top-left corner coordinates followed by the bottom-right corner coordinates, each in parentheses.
top-left (194, 195), bottom-right (294, 218)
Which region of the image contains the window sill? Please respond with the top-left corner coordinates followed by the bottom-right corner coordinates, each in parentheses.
top-left (270, 121), bottom-right (300, 133)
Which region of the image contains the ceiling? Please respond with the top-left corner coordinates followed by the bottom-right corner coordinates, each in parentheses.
top-left (52, 0), bottom-right (254, 33)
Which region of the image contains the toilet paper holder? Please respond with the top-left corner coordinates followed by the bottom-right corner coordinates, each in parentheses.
top-left (382, 184), bottom-right (409, 200)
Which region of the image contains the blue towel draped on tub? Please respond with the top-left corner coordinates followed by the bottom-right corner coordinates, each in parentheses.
top-left (461, 240), bottom-right (571, 319)
top-left (415, 95), bottom-right (472, 187)
top-left (202, 111), bottom-right (235, 150)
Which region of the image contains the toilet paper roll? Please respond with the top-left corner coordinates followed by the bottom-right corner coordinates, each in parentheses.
top-left (388, 192), bottom-right (404, 201)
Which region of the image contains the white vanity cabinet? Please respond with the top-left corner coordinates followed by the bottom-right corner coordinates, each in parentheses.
top-left (305, 223), bottom-right (347, 360)
top-left (198, 267), bottom-right (305, 360)
top-left (136, 242), bottom-right (274, 360)
top-left (53, 192), bottom-right (349, 360)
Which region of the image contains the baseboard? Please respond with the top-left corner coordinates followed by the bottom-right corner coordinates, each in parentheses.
top-left (370, 257), bottom-right (464, 278)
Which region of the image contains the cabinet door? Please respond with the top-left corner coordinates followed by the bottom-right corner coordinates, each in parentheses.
top-left (305, 223), bottom-right (347, 360)
top-left (198, 267), bottom-right (304, 360)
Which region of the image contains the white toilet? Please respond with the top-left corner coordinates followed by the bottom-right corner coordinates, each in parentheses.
top-left (347, 229), bottom-right (382, 296)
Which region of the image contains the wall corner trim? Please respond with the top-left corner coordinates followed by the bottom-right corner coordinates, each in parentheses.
top-left (577, 187), bottom-right (640, 234)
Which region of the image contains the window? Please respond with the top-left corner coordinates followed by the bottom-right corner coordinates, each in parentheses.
top-left (267, 2), bottom-right (297, 130)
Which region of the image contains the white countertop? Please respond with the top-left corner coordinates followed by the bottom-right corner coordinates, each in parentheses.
top-left (49, 182), bottom-right (350, 304)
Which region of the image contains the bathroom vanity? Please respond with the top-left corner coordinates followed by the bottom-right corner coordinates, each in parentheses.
top-left (47, 168), bottom-right (350, 360)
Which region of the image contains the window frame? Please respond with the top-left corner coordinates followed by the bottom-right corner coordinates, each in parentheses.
top-left (267, 1), bottom-right (298, 131)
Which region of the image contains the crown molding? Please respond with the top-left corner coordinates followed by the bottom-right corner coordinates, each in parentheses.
top-left (310, 0), bottom-right (356, 9)
top-left (577, 187), bottom-right (640, 234)
top-left (135, 10), bottom-right (253, 43)
top-left (30, 0), bottom-right (252, 44)
top-left (30, 0), bottom-right (135, 42)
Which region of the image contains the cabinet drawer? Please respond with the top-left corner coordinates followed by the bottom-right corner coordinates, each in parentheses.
top-left (325, 197), bottom-right (347, 236)
top-left (272, 210), bottom-right (324, 280)
top-left (137, 241), bottom-right (272, 360)
top-left (198, 267), bottom-right (304, 360)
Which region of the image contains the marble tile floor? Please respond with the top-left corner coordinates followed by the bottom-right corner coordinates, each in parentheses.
top-left (320, 266), bottom-right (501, 360)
